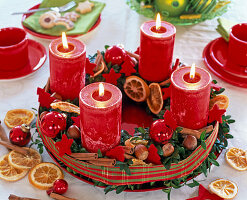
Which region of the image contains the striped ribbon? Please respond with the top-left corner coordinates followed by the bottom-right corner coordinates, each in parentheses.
top-left (37, 120), bottom-right (219, 185)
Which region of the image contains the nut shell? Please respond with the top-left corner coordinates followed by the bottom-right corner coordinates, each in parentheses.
top-left (125, 137), bottom-right (148, 148)
top-left (134, 144), bottom-right (149, 160)
top-left (182, 135), bottom-right (198, 150)
top-left (125, 138), bottom-right (135, 148)
top-left (162, 143), bottom-right (174, 157)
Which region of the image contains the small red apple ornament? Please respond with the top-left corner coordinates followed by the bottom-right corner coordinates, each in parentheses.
top-left (149, 119), bottom-right (173, 144)
top-left (40, 111), bottom-right (66, 138)
top-left (104, 45), bottom-right (126, 65)
top-left (9, 124), bottom-right (31, 146)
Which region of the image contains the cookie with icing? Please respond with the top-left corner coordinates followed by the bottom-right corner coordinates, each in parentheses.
top-left (63, 11), bottom-right (80, 22)
top-left (39, 11), bottom-right (61, 29)
top-left (54, 17), bottom-right (75, 30)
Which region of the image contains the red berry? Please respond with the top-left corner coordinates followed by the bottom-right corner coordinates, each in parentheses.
top-left (9, 124), bottom-right (31, 147)
top-left (52, 179), bottom-right (68, 195)
top-left (104, 45), bottom-right (126, 65)
top-left (149, 119), bottom-right (173, 144)
top-left (40, 111), bottom-right (66, 138)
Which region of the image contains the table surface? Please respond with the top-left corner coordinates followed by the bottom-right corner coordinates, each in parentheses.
top-left (0, 0), bottom-right (247, 199)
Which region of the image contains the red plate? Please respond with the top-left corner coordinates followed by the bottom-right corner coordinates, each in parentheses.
top-left (209, 37), bottom-right (247, 78)
top-left (21, 4), bottom-right (101, 40)
top-left (203, 38), bottom-right (247, 88)
top-left (0, 39), bottom-right (46, 80)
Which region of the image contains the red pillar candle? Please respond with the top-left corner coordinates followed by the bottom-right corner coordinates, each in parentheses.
top-left (79, 82), bottom-right (122, 153)
top-left (170, 66), bottom-right (211, 129)
top-left (49, 33), bottom-right (86, 100)
top-left (139, 14), bottom-right (176, 82)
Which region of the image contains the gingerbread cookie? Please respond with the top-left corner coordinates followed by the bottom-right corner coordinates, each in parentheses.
top-left (76, 0), bottom-right (94, 14)
top-left (39, 11), bottom-right (61, 29)
top-left (54, 17), bottom-right (75, 30)
top-left (63, 11), bottom-right (80, 22)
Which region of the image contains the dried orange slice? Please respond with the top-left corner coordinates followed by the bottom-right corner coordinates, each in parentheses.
top-left (209, 179), bottom-right (238, 199)
top-left (28, 162), bottom-right (64, 190)
top-left (123, 76), bottom-right (150, 102)
top-left (0, 154), bottom-right (28, 181)
top-left (147, 83), bottom-right (163, 114)
top-left (209, 95), bottom-right (229, 110)
top-left (50, 101), bottom-right (80, 115)
top-left (8, 148), bottom-right (42, 170)
top-left (4, 109), bottom-right (35, 128)
top-left (225, 147), bottom-right (247, 171)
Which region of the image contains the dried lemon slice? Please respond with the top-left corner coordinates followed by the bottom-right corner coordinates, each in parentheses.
top-left (8, 148), bottom-right (42, 170)
top-left (209, 179), bottom-right (238, 199)
top-left (209, 95), bottom-right (229, 110)
top-left (147, 83), bottom-right (163, 114)
top-left (0, 154), bottom-right (28, 181)
top-left (4, 109), bottom-right (35, 128)
top-left (50, 101), bottom-right (80, 115)
top-left (225, 147), bottom-right (247, 171)
top-left (124, 76), bottom-right (150, 102)
top-left (28, 162), bottom-right (64, 190)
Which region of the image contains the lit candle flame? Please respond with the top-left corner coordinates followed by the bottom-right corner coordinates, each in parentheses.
top-left (190, 63), bottom-right (196, 79)
top-left (156, 13), bottom-right (161, 30)
top-left (62, 32), bottom-right (68, 49)
top-left (99, 83), bottom-right (104, 97)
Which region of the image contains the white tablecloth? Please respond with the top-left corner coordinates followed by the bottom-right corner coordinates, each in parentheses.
top-left (0, 0), bottom-right (247, 199)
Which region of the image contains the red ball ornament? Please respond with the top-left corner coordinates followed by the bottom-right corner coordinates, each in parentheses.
top-left (104, 45), bottom-right (126, 65)
top-left (52, 179), bottom-right (68, 195)
top-left (40, 111), bottom-right (66, 138)
top-left (9, 124), bottom-right (31, 147)
top-left (149, 119), bottom-right (173, 144)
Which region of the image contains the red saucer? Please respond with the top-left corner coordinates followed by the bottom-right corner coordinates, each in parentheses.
top-left (21, 4), bottom-right (101, 40)
top-left (0, 39), bottom-right (46, 80)
top-left (203, 38), bottom-right (247, 88)
top-left (209, 37), bottom-right (247, 78)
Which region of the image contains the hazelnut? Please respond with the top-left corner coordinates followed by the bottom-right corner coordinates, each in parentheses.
top-left (162, 143), bottom-right (174, 157)
top-left (40, 111), bottom-right (48, 120)
top-left (182, 135), bottom-right (197, 150)
top-left (51, 92), bottom-right (63, 100)
top-left (67, 125), bottom-right (80, 139)
top-left (134, 144), bottom-right (149, 160)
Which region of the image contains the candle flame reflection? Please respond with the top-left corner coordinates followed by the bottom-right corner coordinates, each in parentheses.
top-left (156, 13), bottom-right (161, 30)
top-left (190, 63), bottom-right (196, 79)
top-left (62, 32), bottom-right (68, 49)
top-left (99, 83), bottom-right (104, 97)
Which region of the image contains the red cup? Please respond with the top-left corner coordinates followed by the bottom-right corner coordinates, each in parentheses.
top-left (228, 23), bottom-right (247, 66)
top-left (0, 27), bottom-right (29, 71)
